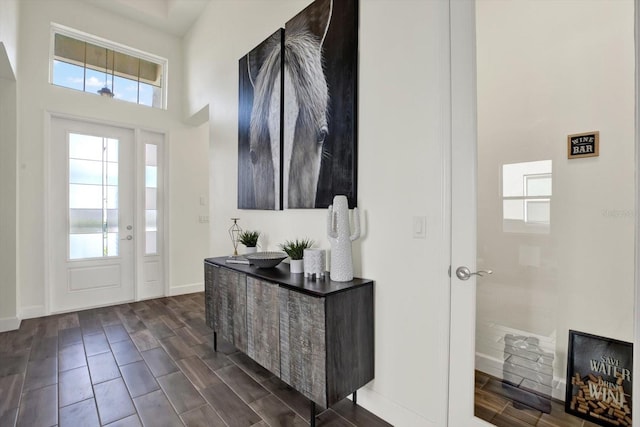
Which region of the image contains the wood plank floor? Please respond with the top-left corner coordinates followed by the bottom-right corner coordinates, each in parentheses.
top-left (474, 370), bottom-right (602, 427)
top-left (0, 293), bottom-right (392, 427)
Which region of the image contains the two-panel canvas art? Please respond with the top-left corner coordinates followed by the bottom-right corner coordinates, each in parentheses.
top-left (238, 0), bottom-right (358, 210)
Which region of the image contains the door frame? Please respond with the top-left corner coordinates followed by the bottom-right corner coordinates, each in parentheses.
top-left (447, 0), bottom-right (640, 425)
top-left (43, 111), bottom-right (170, 315)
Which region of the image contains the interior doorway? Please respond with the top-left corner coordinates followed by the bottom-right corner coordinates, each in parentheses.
top-left (448, 1), bottom-right (636, 426)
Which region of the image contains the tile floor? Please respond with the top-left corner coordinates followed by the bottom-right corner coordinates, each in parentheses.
top-left (0, 293), bottom-right (392, 427)
top-left (474, 370), bottom-right (602, 427)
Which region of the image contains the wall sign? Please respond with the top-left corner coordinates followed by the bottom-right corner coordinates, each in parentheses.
top-left (568, 131), bottom-right (599, 159)
top-left (565, 330), bottom-right (633, 426)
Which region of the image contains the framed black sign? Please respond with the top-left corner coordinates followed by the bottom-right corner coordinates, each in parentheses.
top-left (566, 330), bottom-right (632, 426)
top-left (568, 131), bottom-right (599, 159)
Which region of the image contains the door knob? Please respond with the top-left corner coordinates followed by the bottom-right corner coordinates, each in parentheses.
top-left (120, 235), bottom-right (133, 241)
top-left (455, 266), bottom-right (493, 281)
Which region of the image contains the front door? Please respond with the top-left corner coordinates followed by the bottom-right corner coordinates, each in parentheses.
top-left (50, 117), bottom-right (135, 312)
top-left (448, 1), bottom-right (636, 426)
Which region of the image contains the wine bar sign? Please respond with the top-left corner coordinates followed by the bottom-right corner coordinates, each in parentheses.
top-left (568, 131), bottom-right (599, 159)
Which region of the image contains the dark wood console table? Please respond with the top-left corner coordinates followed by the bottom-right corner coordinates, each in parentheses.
top-left (204, 257), bottom-right (374, 426)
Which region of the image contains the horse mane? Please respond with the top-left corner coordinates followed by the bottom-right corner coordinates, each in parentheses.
top-left (284, 26), bottom-right (329, 142)
top-left (249, 43), bottom-right (282, 149)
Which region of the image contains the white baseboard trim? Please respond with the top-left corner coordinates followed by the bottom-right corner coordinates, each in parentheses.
top-left (352, 386), bottom-right (436, 427)
top-left (168, 282), bottom-right (204, 296)
top-left (19, 305), bottom-right (46, 319)
top-left (475, 352), bottom-right (566, 401)
top-left (0, 316), bottom-right (21, 332)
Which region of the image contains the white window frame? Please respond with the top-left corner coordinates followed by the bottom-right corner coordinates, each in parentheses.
top-left (49, 23), bottom-right (168, 110)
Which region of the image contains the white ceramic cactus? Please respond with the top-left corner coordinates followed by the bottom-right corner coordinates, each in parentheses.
top-left (327, 195), bottom-right (360, 282)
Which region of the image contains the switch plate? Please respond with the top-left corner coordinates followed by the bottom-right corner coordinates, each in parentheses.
top-left (413, 216), bottom-right (426, 239)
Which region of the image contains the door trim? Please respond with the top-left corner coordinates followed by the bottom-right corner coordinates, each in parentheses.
top-left (447, 0), bottom-right (487, 425)
top-left (44, 111), bottom-right (170, 315)
top-left (634, 0), bottom-right (640, 418)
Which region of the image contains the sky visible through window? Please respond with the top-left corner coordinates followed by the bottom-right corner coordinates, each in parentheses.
top-left (53, 60), bottom-right (154, 107)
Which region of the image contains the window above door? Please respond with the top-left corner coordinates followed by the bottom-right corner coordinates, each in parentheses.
top-left (50, 23), bottom-right (167, 109)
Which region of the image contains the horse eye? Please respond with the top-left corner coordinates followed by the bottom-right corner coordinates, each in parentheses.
top-left (317, 127), bottom-right (328, 144)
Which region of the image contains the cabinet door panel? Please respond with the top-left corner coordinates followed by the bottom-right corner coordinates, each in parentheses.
top-left (213, 267), bottom-right (247, 352)
top-left (247, 277), bottom-right (280, 375)
top-left (279, 288), bottom-right (326, 406)
top-left (204, 264), bottom-right (216, 329)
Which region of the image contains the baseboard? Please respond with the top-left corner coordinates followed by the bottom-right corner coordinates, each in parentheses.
top-left (0, 316), bottom-right (21, 332)
top-left (475, 351), bottom-right (566, 401)
top-left (168, 282), bottom-right (204, 296)
top-left (19, 305), bottom-right (46, 319)
top-left (352, 386), bottom-right (437, 427)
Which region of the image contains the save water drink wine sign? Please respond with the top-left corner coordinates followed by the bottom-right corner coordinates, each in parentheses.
top-left (568, 131), bottom-right (599, 159)
top-left (566, 330), bottom-right (633, 426)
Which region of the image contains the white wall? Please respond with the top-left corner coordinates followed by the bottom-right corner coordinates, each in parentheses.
top-left (0, 0), bottom-right (19, 331)
top-left (476, 0), bottom-right (635, 398)
top-left (0, 76), bottom-right (18, 332)
top-left (0, 0), bottom-right (18, 77)
top-left (17, 0), bottom-right (208, 316)
top-left (184, 1), bottom-right (452, 425)
top-left (169, 121), bottom-right (210, 295)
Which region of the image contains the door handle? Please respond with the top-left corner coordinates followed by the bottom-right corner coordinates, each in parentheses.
top-left (455, 266), bottom-right (493, 281)
top-left (120, 235), bottom-right (133, 241)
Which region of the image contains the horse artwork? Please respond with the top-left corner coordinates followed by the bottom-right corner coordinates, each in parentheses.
top-left (284, 0), bottom-right (358, 209)
top-left (238, 29), bottom-right (284, 210)
top-left (237, 0), bottom-right (358, 210)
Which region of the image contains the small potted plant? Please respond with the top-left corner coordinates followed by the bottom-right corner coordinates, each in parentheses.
top-left (279, 238), bottom-right (314, 274)
top-left (239, 230), bottom-right (260, 254)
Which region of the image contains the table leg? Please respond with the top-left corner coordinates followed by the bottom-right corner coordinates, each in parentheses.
top-left (310, 401), bottom-right (316, 427)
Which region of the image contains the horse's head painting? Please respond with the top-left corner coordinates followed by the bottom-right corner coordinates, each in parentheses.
top-left (239, 0), bottom-right (357, 210)
top-left (245, 29), bottom-right (284, 210)
top-left (242, 0), bottom-right (332, 210)
top-left (282, 0), bottom-right (332, 209)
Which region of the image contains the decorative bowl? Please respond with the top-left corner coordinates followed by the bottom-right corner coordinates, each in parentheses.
top-left (246, 251), bottom-right (287, 268)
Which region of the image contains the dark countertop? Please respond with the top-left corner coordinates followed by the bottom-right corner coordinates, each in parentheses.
top-left (204, 256), bottom-right (373, 297)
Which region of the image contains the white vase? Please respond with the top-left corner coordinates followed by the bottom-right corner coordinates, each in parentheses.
top-left (244, 246), bottom-right (257, 255)
top-left (327, 195), bottom-right (360, 282)
top-left (304, 248), bottom-right (325, 279)
top-left (289, 259), bottom-right (304, 274)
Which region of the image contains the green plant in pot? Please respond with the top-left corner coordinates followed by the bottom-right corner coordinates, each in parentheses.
top-left (280, 238), bottom-right (314, 274)
top-left (239, 230), bottom-right (260, 254)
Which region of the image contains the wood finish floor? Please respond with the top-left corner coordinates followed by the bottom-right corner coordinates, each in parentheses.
top-left (0, 293), bottom-right (392, 427)
top-left (475, 370), bottom-right (601, 427)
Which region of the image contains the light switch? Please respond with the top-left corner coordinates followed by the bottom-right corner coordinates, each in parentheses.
top-left (413, 216), bottom-right (426, 239)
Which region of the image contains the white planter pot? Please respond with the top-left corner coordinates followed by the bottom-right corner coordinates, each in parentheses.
top-left (244, 246), bottom-right (257, 255)
top-left (289, 259), bottom-right (304, 274)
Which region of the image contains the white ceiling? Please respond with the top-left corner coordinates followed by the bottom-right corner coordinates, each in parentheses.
top-left (83, 0), bottom-right (210, 36)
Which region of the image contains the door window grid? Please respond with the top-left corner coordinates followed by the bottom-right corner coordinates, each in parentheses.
top-left (69, 133), bottom-right (119, 260)
top-left (502, 160), bottom-right (552, 233)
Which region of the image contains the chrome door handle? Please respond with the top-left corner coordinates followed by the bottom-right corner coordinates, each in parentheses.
top-left (455, 266), bottom-right (493, 281)
top-left (120, 235), bottom-right (133, 241)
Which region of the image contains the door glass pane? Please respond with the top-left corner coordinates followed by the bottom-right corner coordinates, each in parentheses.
top-left (145, 143), bottom-right (158, 254)
top-left (68, 133), bottom-right (120, 260)
top-left (475, 1), bottom-right (635, 425)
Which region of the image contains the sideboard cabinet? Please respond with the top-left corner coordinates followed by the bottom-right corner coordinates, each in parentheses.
top-left (204, 257), bottom-right (374, 422)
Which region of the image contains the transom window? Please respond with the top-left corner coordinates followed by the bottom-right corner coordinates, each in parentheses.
top-left (50, 24), bottom-right (167, 109)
